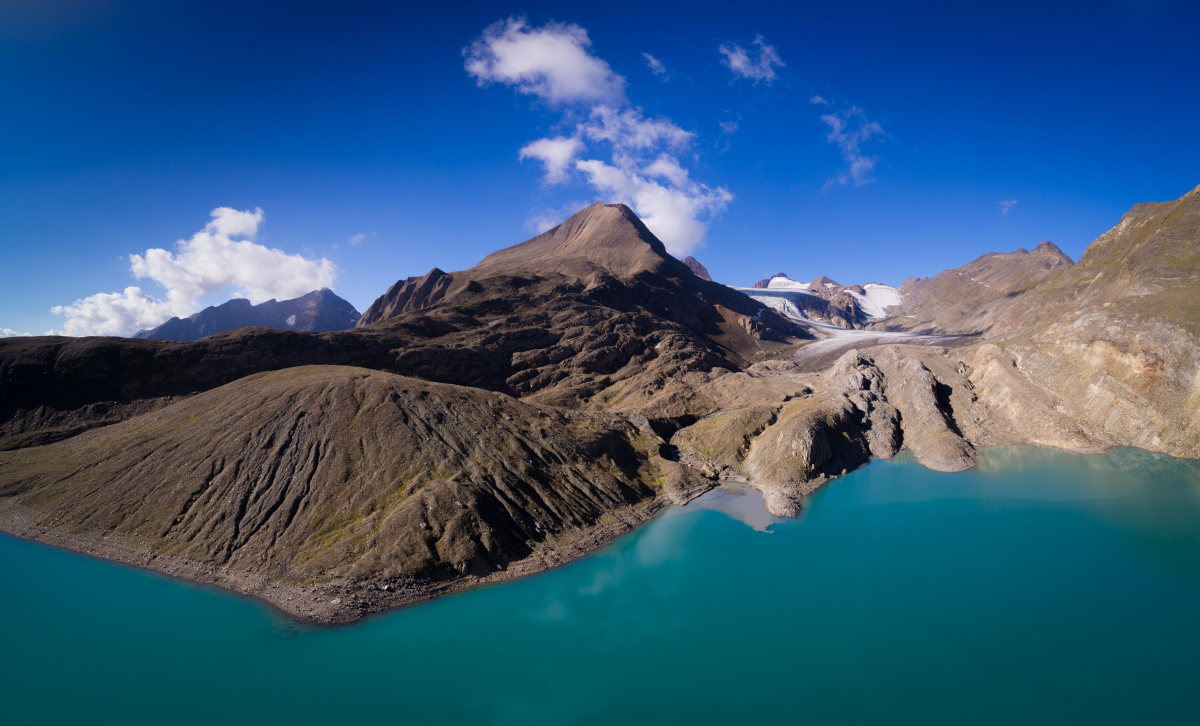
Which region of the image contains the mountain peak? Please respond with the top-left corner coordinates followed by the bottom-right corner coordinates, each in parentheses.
top-left (136, 289), bottom-right (360, 341)
top-left (1032, 240), bottom-right (1074, 265)
top-left (681, 256), bottom-right (712, 281)
top-left (752, 272), bottom-right (792, 289)
top-left (473, 201), bottom-right (673, 279)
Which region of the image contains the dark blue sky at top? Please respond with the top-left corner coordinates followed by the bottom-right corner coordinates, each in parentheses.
top-left (2, 0), bottom-right (1197, 334)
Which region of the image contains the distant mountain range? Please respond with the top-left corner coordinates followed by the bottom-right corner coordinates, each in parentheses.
top-left (2, 186), bottom-right (1198, 625)
top-left (134, 288), bottom-right (360, 341)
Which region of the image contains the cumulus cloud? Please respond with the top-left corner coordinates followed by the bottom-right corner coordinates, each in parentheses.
top-left (519, 136), bottom-right (584, 183)
top-left (575, 158), bottom-right (732, 257)
top-left (719, 35), bottom-right (784, 83)
top-left (464, 18), bottom-right (626, 106)
top-left (50, 286), bottom-right (176, 337)
top-left (998, 199), bottom-right (1018, 215)
top-left (643, 52), bottom-right (667, 79)
top-left (1, 328), bottom-right (32, 338)
top-left (51, 207), bottom-right (336, 336)
top-left (578, 106), bottom-right (692, 152)
top-left (466, 19), bottom-right (732, 257)
top-left (820, 106), bottom-right (886, 187)
top-left (809, 95), bottom-right (829, 105)
top-left (128, 207), bottom-right (334, 311)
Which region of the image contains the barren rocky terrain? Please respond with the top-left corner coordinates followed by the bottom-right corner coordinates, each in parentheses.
top-left (1, 188), bottom-right (1197, 622)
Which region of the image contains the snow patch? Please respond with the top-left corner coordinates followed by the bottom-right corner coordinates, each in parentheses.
top-left (741, 292), bottom-right (811, 321)
top-left (846, 282), bottom-right (901, 318)
top-left (766, 276), bottom-right (809, 290)
top-left (285, 314), bottom-right (297, 327)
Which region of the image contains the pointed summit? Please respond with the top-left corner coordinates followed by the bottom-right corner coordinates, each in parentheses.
top-left (1032, 241), bottom-right (1073, 265)
top-left (681, 256), bottom-right (712, 281)
top-left (357, 268), bottom-right (452, 327)
top-left (473, 202), bottom-right (677, 279)
top-left (358, 202), bottom-right (695, 328)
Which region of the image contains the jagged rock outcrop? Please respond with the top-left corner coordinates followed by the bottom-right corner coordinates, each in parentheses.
top-left (356, 268), bottom-right (453, 326)
top-left (137, 288), bottom-right (360, 341)
top-left (681, 256), bottom-right (712, 280)
top-left (874, 355), bottom-right (974, 471)
top-left (673, 351), bottom-right (904, 517)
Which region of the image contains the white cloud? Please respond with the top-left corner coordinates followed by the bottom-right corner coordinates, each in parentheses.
top-left (643, 52), bottom-right (667, 79)
top-left (578, 105), bottom-right (692, 152)
top-left (809, 95), bottom-right (829, 105)
top-left (575, 158), bottom-right (732, 257)
top-left (348, 232), bottom-right (366, 245)
top-left (644, 154), bottom-right (690, 187)
top-left (464, 18), bottom-right (626, 106)
top-left (51, 207), bottom-right (336, 336)
top-left (519, 136), bottom-right (584, 183)
top-left (1, 328), bottom-right (32, 338)
top-left (129, 207), bottom-right (334, 311)
top-left (820, 106), bottom-right (886, 187)
top-left (467, 19), bottom-right (732, 258)
top-left (719, 120), bottom-right (739, 135)
top-left (998, 199), bottom-right (1018, 215)
top-left (50, 286), bottom-right (176, 337)
top-left (719, 35), bottom-right (784, 83)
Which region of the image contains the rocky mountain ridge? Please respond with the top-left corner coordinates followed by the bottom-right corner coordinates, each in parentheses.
top-left (136, 288), bottom-right (360, 341)
top-left (887, 241), bottom-right (1074, 335)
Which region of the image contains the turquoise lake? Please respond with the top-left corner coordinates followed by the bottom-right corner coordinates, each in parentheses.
top-left (3, 447), bottom-right (1199, 725)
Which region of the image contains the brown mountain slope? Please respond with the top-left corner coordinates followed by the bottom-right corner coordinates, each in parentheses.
top-left (960, 184), bottom-right (1200, 456)
top-left (890, 241), bottom-right (1074, 335)
top-left (0, 365), bottom-right (695, 622)
top-left (358, 203), bottom-right (803, 355)
top-left (994, 184), bottom-right (1200, 338)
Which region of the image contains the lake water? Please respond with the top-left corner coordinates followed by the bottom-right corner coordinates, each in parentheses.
top-left (2, 447), bottom-right (1199, 725)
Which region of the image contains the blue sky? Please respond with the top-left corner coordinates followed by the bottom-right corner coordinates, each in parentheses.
top-left (2, 0), bottom-right (1197, 335)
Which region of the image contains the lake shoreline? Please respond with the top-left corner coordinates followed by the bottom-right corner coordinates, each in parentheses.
top-left (2, 442), bottom-right (1194, 625)
top-left (0, 490), bottom-right (699, 626)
